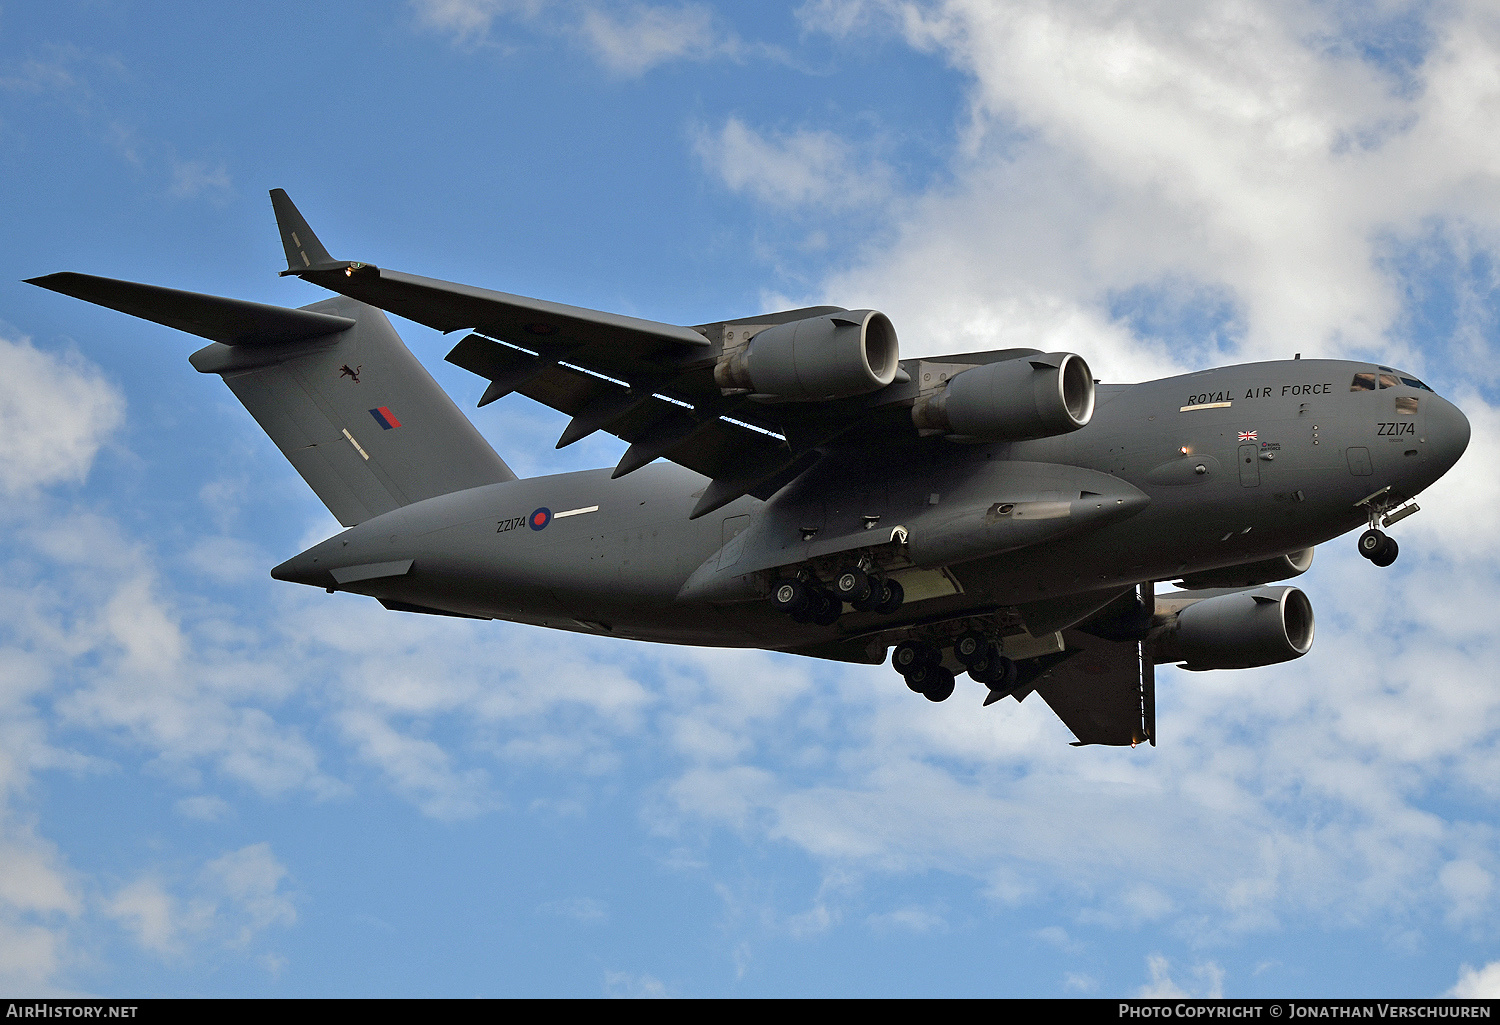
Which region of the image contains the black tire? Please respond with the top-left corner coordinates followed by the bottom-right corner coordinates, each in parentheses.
top-left (922, 666), bottom-right (956, 702)
top-left (811, 590), bottom-right (842, 626)
top-left (904, 664), bottom-right (930, 693)
top-left (834, 566), bottom-right (872, 604)
top-left (954, 630), bottom-right (987, 667)
top-left (1370, 535), bottom-right (1399, 567)
top-left (771, 579), bottom-right (809, 616)
top-left (875, 578), bottom-right (904, 615)
top-left (967, 641), bottom-right (1000, 682)
top-left (850, 577), bottom-right (886, 612)
top-left (1358, 528), bottom-right (1386, 559)
top-left (987, 655), bottom-right (1018, 694)
top-left (892, 640), bottom-right (937, 673)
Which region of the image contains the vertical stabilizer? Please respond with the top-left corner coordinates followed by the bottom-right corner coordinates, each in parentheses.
top-left (270, 189), bottom-right (341, 274)
top-left (189, 295), bottom-right (517, 525)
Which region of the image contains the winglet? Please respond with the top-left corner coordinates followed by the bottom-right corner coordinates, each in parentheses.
top-left (270, 189), bottom-right (342, 276)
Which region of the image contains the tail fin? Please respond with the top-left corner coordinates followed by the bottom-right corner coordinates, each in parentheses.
top-left (28, 273), bottom-right (517, 526)
top-left (270, 188), bottom-right (343, 275)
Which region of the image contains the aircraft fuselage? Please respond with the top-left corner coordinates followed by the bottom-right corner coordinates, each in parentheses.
top-left (274, 357), bottom-right (1469, 655)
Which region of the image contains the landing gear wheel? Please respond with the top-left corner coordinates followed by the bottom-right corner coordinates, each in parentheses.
top-left (1358, 528), bottom-right (1387, 560)
top-left (771, 579), bottom-right (810, 616)
top-left (850, 575), bottom-right (886, 613)
top-left (874, 578), bottom-right (904, 615)
top-left (892, 640), bottom-right (939, 674)
top-left (904, 663), bottom-right (932, 693)
top-left (971, 649), bottom-right (1017, 693)
top-left (811, 589), bottom-right (843, 626)
top-left (1370, 535), bottom-right (1399, 567)
top-left (834, 566), bottom-right (872, 604)
top-left (954, 630), bottom-right (988, 667)
top-left (920, 666), bottom-right (956, 702)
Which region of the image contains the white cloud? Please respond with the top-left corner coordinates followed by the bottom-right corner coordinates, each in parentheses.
top-left (412, 0), bottom-right (734, 74)
top-left (580, 4), bottom-right (719, 75)
top-left (867, 905), bottom-right (946, 933)
top-left (168, 157), bottom-right (232, 202)
top-left (0, 333), bottom-right (123, 496)
top-left (1449, 960), bottom-right (1500, 998)
top-left (0, 827), bottom-right (81, 991)
top-left (698, 117), bottom-right (893, 211)
top-left (103, 878), bottom-right (204, 955)
top-left (603, 969), bottom-right (671, 997)
top-left (538, 896), bottom-right (608, 922)
top-left (205, 843), bottom-right (297, 946)
top-left (175, 795), bottom-right (232, 822)
top-left (790, 0), bottom-right (1500, 380)
top-left (104, 844), bottom-right (294, 956)
top-left (410, 0), bottom-right (540, 45)
top-left (1139, 953), bottom-right (1225, 998)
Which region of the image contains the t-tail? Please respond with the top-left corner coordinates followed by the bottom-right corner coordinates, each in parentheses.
top-left (28, 268), bottom-right (516, 527)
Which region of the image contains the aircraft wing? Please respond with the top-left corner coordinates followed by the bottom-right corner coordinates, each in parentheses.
top-left (269, 190), bottom-right (1033, 518)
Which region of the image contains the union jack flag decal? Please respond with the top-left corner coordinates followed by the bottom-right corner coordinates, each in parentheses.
top-left (1238, 430), bottom-right (1257, 441)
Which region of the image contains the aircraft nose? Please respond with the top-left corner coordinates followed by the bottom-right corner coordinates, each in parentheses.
top-left (1425, 392), bottom-right (1471, 475)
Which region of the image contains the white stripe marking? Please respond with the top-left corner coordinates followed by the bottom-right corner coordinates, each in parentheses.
top-left (719, 415), bottom-right (786, 441)
top-left (475, 333), bottom-right (540, 357)
top-left (553, 505), bottom-right (599, 519)
top-left (558, 361), bottom-right (630, 388)
top-left (1180, 401), bottom-right (1232, 412)
top-left (342, 428), bottom-right (370, 460)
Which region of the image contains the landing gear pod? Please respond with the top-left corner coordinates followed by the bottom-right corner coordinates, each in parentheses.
top-left (715, 310), bottom-right (899, 400)
top-left (911, 352), bottom-right (1095, 441)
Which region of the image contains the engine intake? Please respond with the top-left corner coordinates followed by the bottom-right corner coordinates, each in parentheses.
top-left (715, 309), bottom-right (899, 400)
top-left (911, 352), bottom-right (1095, 441)
top-left (1151, 585), bottom-right (1315, 671)
top-left (1175, 548), bottom-right (1315, 589)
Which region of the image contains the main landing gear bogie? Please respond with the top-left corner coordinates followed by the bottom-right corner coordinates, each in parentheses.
top-left (893, 634), bottom-right (1018, 703)
top-left (1357, 528), bottom-right (1399, 568)
top-left (771, 564), bottom-right (905, 626)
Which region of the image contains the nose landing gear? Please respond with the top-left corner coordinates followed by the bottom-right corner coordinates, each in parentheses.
top-left (1358, 528), bottom-right (1399, 567)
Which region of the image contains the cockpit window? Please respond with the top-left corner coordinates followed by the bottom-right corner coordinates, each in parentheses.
top-left (1350, 372), bottom-right (1376, 391)
top-left (1400, 376), bottom-right (1432, 391)
top-left (1378, 373), bottom-right (1400, 389)
top-left (1396, 396), bottom-right (1419, 415)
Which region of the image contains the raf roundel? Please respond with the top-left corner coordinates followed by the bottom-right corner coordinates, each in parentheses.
top-left (529, 507), bottom-right (551, 531)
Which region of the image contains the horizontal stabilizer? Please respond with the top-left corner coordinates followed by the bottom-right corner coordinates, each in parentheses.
top-left (26, 273), bottom-right (354, 346)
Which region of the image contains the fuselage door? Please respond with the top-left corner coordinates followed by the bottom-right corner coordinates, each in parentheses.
top-left (1238, 444), bottom-right (1260, 487)
top-left (718, 514), bottom-right (751, 569)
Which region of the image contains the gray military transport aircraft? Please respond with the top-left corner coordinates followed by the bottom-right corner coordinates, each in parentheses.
top-left (28, 190), bottom-right (1472, 747)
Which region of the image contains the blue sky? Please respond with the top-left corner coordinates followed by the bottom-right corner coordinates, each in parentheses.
top-left (3, 0), bottom-right (1500, 998)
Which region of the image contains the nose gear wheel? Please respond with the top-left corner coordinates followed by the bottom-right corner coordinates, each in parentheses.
top-left (1357, 528), bottom-right (1399, 566)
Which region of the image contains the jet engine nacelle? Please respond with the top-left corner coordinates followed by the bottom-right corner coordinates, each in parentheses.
top-left (910, 352), bottom-right (1096, 441)
top-left (1151, 585), bottom-right (1315, 671)
top-left (715, 309), bottom-right (899, 400)
top-left (1175, 548), bottom-right (1315, 590)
